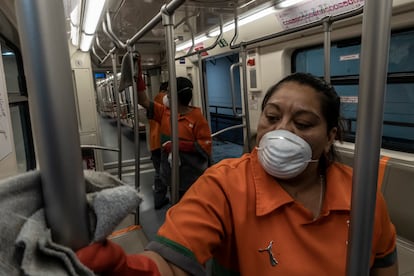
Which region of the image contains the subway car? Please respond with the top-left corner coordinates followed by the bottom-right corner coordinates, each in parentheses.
top-left (0, 0), bottom-right (413, 275)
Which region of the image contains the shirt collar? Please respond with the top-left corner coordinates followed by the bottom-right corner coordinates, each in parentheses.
top-left (323, 162), bottom-right (352, 212)
top-left (251, 149), bottom-right (352, 217)
top-left (251, 148), bottom-right (293, 216)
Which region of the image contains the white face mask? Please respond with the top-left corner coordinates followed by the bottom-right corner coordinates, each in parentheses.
top-left (162, 94), bottom-right (169, 108)
top-left (256, 130), bottom-right (318, 179)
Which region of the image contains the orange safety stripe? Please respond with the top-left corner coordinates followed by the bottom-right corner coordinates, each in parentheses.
top-left (378, 156), bottom-right (390, 189)
top-left (109, 224), bottom-right (142, 238)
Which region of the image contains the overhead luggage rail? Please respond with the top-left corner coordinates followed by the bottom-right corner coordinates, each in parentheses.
top-left (104, 11), bottom-right (126, 49)
top-left (98, 0), bottom-right (186, 65)
top-left (229, 6), bottom-right (364, 50)
top-left (175, 17), bottom-right (224, 60)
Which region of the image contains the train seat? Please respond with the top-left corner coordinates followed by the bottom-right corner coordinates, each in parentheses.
top-left (381, 158), bottom-right (414, 275)
top-left (337, 146), bottom-right (414, 275)
top-left (109, 213), bottom-right (148, 254)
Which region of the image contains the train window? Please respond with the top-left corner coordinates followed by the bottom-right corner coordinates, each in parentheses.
top-left (1, 38), bottom-right (35, 171)
top-left (292, 29), bottom-right (414, 153)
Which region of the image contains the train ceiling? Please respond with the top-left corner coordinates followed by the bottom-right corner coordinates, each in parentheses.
top-left (85, 0), bottom-right (276, 70)
top-left (0, 0), bottom-right (277, 70)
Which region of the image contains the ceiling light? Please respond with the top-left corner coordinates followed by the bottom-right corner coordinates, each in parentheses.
top-left (2, 51), bottom-right (15, 56)
top-left (275, 0), bottom-right (307, 9)
top-left (69, 1), bottom-right (81, 47)
top-left (79, 0), bottom-right (106, 52)
top-left (83, 0), bottom-right (106, 34)
top-left (80, 33), bottom-right (94, 52)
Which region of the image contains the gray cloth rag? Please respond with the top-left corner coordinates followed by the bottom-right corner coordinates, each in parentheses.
top-left (118, 52), bottom-right (138, 92)
top-left (0, 170), bottom-right (141, 276)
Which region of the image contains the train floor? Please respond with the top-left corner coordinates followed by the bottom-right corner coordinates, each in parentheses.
top-left (97, 115), bottom-right (244, 251)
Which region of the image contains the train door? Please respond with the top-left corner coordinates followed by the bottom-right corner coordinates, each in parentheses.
top-left (204, 53), bottom-right (244, 163)
top-left (0, 38), bottom-right (35, 178)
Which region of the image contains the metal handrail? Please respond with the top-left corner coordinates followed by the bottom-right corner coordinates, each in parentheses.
top-left (81, 145), bottom-right (119, 152)
top-left (229, 62), bottom-right (243, 117)
top-left (211, 124), bottom-right (245, 138)
top-left (105, 11), bottom-right (126, 49)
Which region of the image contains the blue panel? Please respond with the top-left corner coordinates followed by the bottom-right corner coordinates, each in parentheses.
top-left (94, 72), bottom-right (106, 79)
top-left (293, 30), bottom-right (414, 151)
top-left (294, 48), bottom-right (324, 76)
top-left (205, 54), bottom-right (241, 111)
top-left (388, 30), bottom-right (414, 73)
top-left (331, 44), bottom-right (361, 76)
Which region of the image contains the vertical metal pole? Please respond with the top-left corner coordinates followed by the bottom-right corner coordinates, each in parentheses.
top-left (111, 53), bottom-right (123, 180)
top-left (240, 45), bottom-right (252, 152)
top-left (198, 53), bottom-right (211, 129)
top-left (127, 46), bottom-right (141, 224)
top-left (162, 5), bottom-right (180, 204)
top-left (346, 0), bottom-right (393, 275)
top-left (323, 19), bottom-right (332, 84)
top-left (14, 0), bottom-right (89, 249)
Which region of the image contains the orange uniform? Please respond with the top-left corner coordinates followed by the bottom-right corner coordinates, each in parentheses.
top-left (146, 149), bottom-right (397, 275)
top-left (149, 102), bottom-right (211, 155)
top-left (148, 92), bottom-right (166, 151)
top-left (147, 101), bottom-right (212, 195)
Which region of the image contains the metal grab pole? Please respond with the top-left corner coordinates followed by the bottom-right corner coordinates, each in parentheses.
top-left (127, 46), bottom-right (141, 225)
top-left (162, 5), bottom-right (180, 205)
top-left (230, 62), bottom-right (243, 117)
top-left (110, 53), bottom-right (123, 180)
top-left (198, 54), bottom-right (209, 126)
top-left (240, 45), bottom-right (253, 152)
top-left (323, 19), bottom-right (332, 84)
top-left (346, 0), bottom-right (393, 275)
top-left (14, 0), bottom-right (89, 249)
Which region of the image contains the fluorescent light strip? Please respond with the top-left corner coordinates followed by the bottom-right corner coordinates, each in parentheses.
top-left (176, 7), bottom-right (276, 52)
top-left (83, 0), bottom-right (106, 34)
top-left (69, 1), bottom-right (81, 47)
top-left (275, 0), bottom-right (307, 8)
top-left (80, 33), bottom-right (94, 52)
top-left (2, 51), bottom-right (15, 56)
top-left (79, 0), bottom-right (106, 51)
top-left (71, 23), bottom-right (79, 46)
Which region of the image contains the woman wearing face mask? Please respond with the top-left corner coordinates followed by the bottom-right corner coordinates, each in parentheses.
top-left (77, 73), bottom-right (397, 276)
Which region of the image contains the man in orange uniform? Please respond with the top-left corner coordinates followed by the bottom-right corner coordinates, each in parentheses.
top-left (136, 66), bottom-right (211, 205)
top-left (149, 82), bottom-right (168, 209)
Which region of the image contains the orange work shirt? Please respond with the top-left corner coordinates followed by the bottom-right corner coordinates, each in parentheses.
top-left (148, 101), bottom-right (211, 155)
top-left (148, 92), bottom-right (166, 151)
top-left (147, 149), bottom-right (396, 275)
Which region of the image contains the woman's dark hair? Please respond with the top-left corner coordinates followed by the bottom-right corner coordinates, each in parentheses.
top-left (176, 77), bottom-right (193, 106)
top-left (262, 72), bottom-right (344, 164)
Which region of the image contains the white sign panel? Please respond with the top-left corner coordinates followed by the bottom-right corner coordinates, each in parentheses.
top-left (0, 46), bottom-right (13, 161)
top-left (341, 96), bottom-right (358, 103)
top-left (276, 0), bottom-right (365, 30)
top-left (340, 54), bottom-right (360, 61)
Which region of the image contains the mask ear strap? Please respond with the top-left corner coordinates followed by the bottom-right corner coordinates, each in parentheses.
top-left (177, 87), bottom-right (192, 94)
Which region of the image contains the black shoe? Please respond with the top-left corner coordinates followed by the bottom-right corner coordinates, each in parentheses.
top-left (154, 197), bottom-right (169, 210)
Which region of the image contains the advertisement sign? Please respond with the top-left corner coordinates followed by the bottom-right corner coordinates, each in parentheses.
top-left (276, 0), bottom-right (364, 30)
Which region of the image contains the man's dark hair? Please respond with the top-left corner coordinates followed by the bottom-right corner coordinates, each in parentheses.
top-left (176, 77), bottom-right (193, 106)
top-left (160, 82), bottom-right (168, 92)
